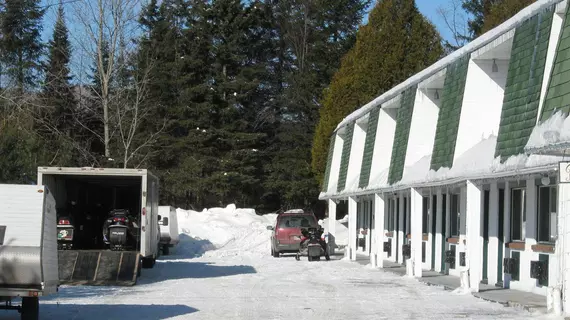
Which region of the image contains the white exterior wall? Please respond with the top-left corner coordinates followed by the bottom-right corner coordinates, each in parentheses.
top-left (345, 122), bottom-right (367, 191)
top-left (403, 89), bottom-right (439, 170)
top-left (326, 134), bottom-right (344, 194)
top-left (369, 108), bottom-right (397, 186)
top-left (454, 59), bottom-right (508, 162)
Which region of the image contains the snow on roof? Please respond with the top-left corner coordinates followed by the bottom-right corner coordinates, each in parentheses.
top-left (319, 135), bottom-right (563, 199)
top-left (525, 111), bottom-right (570, 154)
top-left (284, 209), bottom-right (305, 214)
top-left (334, 0), bottom-right (563, 132)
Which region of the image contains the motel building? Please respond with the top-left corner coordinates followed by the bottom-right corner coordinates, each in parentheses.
top-left (320, 0), bottom-right (570, 315)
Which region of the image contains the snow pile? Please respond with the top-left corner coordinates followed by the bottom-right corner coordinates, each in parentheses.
top-left (526, 111), bottom-right (570, 151)
top-left (176, 204), bottom-right (277, 258)
top-left (318, 215), bottom-right (349, 246)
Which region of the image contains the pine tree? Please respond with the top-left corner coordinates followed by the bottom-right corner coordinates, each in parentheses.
top-left (311, 0), bottom-right (443, 185)
top-left (0, 0), bottom-right (44, 91)
top-left (461, 0), bottom-right (535, 40)
top-left (43, 3), bottom-right (75, 135)
top-left (264, 0), bottom-right (369, 210)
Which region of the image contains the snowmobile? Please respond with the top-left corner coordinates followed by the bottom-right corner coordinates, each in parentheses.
top-left (103, 209), bottom-right (137, 251)
top-left (295, 226), bottom-right (330, 261)
top-left (57, 214), bottom-right (75, 250)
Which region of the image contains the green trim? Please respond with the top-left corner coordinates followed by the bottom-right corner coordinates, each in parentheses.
top-left (359, 107), bottom-right (381, 188)
top-left (430, 55), bottom-right (470, 171)
top-left (321, 134), bottom-right (337, 192)
top-left (388, 86), bottom-right (417, 184)
top-left (337, 123), bottom-right (355, 192)
top-left (495, 7), bottom-right (555, 160)
top-left (541, 4), bottom-right (570, 120)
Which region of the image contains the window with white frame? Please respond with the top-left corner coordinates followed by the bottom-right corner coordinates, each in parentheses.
top-left (510, 188), bottom-right (526, 241)
top-left (538, 186), bottom-right (557, 243)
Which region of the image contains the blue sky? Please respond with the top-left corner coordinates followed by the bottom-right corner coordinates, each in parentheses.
top-left (416, 0), bottom-right (456, 42)
top-left (38, 0), bottom-right (458, 78)
top-left (40, 0), bottom-right (457, 44)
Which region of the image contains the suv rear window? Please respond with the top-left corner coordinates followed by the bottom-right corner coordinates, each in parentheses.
top-left (278, 215), bottom-right (317, 228)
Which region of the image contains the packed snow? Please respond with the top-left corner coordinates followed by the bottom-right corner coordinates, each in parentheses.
top-left (8, 204), bottom-right (556, 319)
top-left (319, 215), bottom-right (349, 247)
top-left (175, 204), bottom-right (277, 258)
top-left (526, 111), bottom-right (570, 152)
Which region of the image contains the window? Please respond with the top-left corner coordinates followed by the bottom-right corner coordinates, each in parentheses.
top-left (278, 215), bottom-right (317, 228)
top-left (510, 188), bottom-right (526, 241)
top-left (450, 194), bottom-right (460, 236)
top-left (422, 196), bottom-right (429, 234)
top-left (538, 186), bottom-right (557, 242)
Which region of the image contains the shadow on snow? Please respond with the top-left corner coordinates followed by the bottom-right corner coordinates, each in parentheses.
top-left (0, 304), bottom-right (198, 320)
top-left (139, 260), bottom-right (257, 284)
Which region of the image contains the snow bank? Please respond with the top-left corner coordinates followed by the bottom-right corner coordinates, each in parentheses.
top-left (526, 111), bottom-right (570, 151)
top-left (319, 215), bottom-right (348, 246)
top-left (176, 204), bottom-right (277, 258)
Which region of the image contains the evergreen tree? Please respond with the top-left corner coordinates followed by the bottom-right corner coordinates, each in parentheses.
top-left (43, 3), bottom-right (75, 135)
top-left (311, 0), bottom-right (443, 185)
top-left (0, 0), bottom-right (44, 91)
top-left (462, 0), bottom-right (535, 41)
top-left (264, 0), bottom-right (369, 210)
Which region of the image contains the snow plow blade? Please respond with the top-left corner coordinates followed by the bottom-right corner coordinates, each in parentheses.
top-left (58, 250), bottom-right (140, 286)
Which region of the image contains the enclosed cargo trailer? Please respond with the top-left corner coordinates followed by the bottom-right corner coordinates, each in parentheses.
top-left (37, 167), bottom-right (160, 286)
top-left (0, 184), bottom-right (59, 319)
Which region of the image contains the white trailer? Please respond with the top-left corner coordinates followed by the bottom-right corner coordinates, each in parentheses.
top-left (37, 167), bottom-right (160, 285)
top-left (158, 206), bottom-right (179, 255)
top-left (0, 184), bottom-right (59, 320)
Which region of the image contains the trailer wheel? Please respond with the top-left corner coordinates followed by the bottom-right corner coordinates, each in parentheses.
top-left (21, 297), bottom-right (39, 320)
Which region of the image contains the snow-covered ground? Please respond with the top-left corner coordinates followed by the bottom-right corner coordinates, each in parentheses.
top-left (1, 205), bottom-right (557, 319)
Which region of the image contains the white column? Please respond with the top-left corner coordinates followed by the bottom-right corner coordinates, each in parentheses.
top-left (328, 199), bottom-right (337, 255)
top-left (411, 188), bottom-right (423, 277)
top-left (435, 189), bottom-right (444, 272)
top-left (488, 182), bottom-right (499, 285)
top-left (503, 181), bottom-right (511, 287)
top-left (466, 180), bottom-right (482, 292)
top-left (526, 178), bottom-right (538, 247)
top-left (558, 183), bottom-right (570, 315)
top-left (425, 192), bottom-right (434, 270)
top-left (348, 196), bottom-right (358, 261)
top-left (373, 193), bottom-right (385, 268)
top-left (398, 193), bottom-right (405, 264)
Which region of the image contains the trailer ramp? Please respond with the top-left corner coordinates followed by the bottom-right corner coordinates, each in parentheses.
top-left (58, 250), bottom-right (140, 286)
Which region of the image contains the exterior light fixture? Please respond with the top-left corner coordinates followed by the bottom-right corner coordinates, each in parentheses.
top-left (541, 175), bottom-right (551, 186)
top-left (492, 59), bottom-right (498, 73)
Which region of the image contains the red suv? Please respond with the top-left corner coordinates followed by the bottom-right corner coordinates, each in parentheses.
top-left (267, 210), bottom-right (318, 257)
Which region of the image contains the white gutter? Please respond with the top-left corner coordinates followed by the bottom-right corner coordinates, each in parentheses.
top-left (319, 164), bottom-right (558, 200)
top-left (335, 0), bottom-right (563, 131)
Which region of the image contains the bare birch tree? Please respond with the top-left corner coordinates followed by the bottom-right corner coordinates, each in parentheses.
top-left (437, 0), bottom-right (470, 52)
top-left (71, 0), bottom-right (140, 159)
